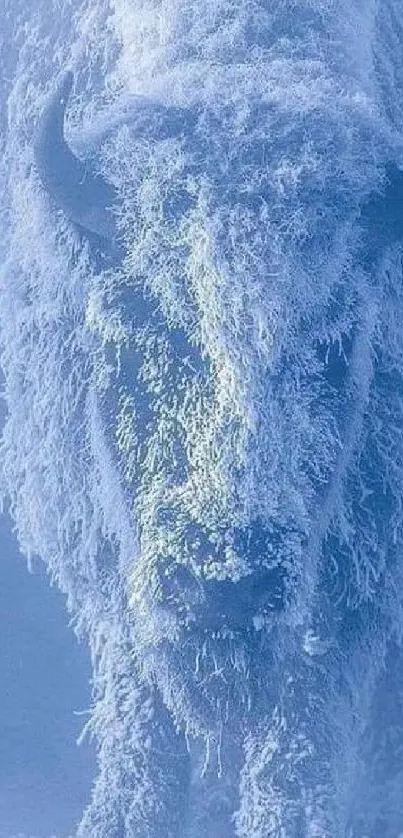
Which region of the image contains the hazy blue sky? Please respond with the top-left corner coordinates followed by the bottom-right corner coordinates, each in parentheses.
top-left (0, 508), bottom-right (95, 838)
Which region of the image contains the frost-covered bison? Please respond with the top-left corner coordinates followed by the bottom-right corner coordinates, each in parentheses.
top-left (3, 3), bottom-right (403, 837)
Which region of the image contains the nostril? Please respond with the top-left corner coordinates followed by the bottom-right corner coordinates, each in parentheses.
top-left (202, 566), bottom-right (286, 632)
top-left (157, 560), bottom-right (202, 614)
top-left (250, 567), bottom-right (286, 608)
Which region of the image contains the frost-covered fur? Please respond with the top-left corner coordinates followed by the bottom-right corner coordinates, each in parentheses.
top-left (2, 1), bottom-right (403, 837)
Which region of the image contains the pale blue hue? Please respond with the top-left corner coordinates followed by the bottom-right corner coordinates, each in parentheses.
top-left (0, 510), bottom-right (94, 838)
top-left (1, 2), bottom-right (403, 837)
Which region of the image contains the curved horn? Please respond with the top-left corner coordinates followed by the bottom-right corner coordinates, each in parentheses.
top-left (34, 71), bottom-right (118, 242)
